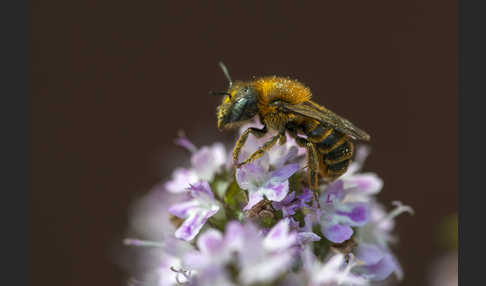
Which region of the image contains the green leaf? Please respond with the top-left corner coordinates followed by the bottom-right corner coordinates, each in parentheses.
top-left (312, 224), bottom-right (331, 260)
top-left (223, 180), bottom-right (248, 216)
top-left (210, 171), bottom-right (232, 199)
top-left (289, 172), bottom-right (303, 195)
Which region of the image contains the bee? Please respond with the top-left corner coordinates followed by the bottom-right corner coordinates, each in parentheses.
top-left (212, 62), bottom-right (370, 188)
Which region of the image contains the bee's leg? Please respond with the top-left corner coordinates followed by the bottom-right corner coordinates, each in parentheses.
top-left (237, 132), bottom-right (284, 167)
top-left (278, 133), bottom-right (287, 145)
top-left (233, 127), bottom-right (268, 165)
top-left (294, 137), bottom-right (319, 190)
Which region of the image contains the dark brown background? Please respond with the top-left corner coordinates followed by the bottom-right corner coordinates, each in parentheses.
top-left (31, 1), bottom-right (457, 285)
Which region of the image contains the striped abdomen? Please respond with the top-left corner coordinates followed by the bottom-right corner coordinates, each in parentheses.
top-left (306, 124), bottom-right (354, 180)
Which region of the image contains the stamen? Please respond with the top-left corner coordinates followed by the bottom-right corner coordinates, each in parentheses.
top-left (378, 201), bottom-right (414, 226)
top-left (123, 238), bottom-right (165, 248)
top-left (337, 254), bottom-right (354, 284)
top-left (337, 254), bottom-right (367, 285)
top-left (127, 277), bottom-right (147, 286)
top-left (175, 131), bottom-right (197, 153)
top-left (170, 266), bottom-right (192, 284)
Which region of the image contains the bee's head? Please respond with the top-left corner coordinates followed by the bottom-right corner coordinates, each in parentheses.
top-left (216, 84), bottom-right (259, 130)
top-left (212, 62), bottom-right (259, 130)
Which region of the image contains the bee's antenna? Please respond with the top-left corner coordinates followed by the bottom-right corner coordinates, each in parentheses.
top-left (218, 61), bottom-right (233, 89)
top-left (209, 91), bottom-right (231, 99)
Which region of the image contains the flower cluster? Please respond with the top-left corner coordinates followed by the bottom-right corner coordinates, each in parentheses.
top-left (124, 124), bottom-right (413, 286)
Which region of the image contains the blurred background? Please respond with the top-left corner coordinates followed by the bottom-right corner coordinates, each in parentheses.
top-left (30, 1), bottom-right (457, 285)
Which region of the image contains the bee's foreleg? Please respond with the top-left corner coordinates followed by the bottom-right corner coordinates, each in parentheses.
top-left (295, 137), bottom-right (319, 190)
top-left (237, 132), bottom-right (284, 167)
top-left (233, 127), bottom-right (267, 165)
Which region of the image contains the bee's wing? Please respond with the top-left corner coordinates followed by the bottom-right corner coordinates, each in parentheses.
top-left (273, 100), bottom-right (371, 141)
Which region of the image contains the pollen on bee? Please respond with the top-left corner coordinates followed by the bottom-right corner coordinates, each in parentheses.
top-left (253, 77), bottom-right (312, 107)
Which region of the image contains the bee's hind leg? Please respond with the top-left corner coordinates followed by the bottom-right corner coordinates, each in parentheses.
top-left (233, 127), bottom-right (268, 166)
top-left (294, 137), bottom-right (320, 190)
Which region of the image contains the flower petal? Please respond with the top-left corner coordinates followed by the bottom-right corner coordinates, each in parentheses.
top-left (174, 209), bottom-right (217, 241)
top-left (321, 223), bottom-right (353, 243)
top-left (175, 135), bottom-right (197, 153)
top-left (190, 143), bottom-right (226, 181)
top-left (272, 192), bottom-right (300, 217)
top-left (269, 144), bottom-right (298, 168)
top-left (355, 244), bottom-right (385, 265)
top-left (164, 168), bottom-right (198, 193)
top-left (243, 191), bottom-right (264, 211)
top-left (312, 254), bottom-right (346, 283)
top-left (168, 200), bottom-right (200, 218)
top-left (182, 251), bottom-right (207, 269)
top-left (191, 147), bottom-right (215, 181)
top-left (210, 143), bottom-right (227, 167)
top-left (344, 173), bottom-right (383, 195)
top-left (283, 203), bottom-right (300, 217)
top-left (197, 229), bottom-right (224, 254)
top-left (335, 202), bottom-right (370, 226)
top-left (297, 232), bottom-right (321, 244)
top-left (320, 180), bottom-right (345, 205)
top-left (303, 213), bottom-right (319, 232)
top-left (224, 221), bottom-right (245, 251)
top-left (359, 253), bottom-right (398, 281)
top-left (239, 251), bottom-right (295, 285)
top-left (263, 218), bottom-right (297, 252)
top-left (189, 181), bottom-right (214, 199)
top-left (262, 180), bottom-right (289, 202)
top-left (157, 255), bottom-right (187, 286)
top-left (269, 163), bottom-right (300, 182)
top-left (297, 188), bottom-right (313, 206)
top-left (236, 163), bottom-right (266, 191)
top-left (283, 191), bottom-right (297, 205)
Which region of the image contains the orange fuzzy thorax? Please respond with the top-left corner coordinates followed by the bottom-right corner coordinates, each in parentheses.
top-left (251, 76), bottom-right (312, 116)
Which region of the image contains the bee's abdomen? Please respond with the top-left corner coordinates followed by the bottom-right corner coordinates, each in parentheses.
top-left (306, 124), bottom-right (354, 179)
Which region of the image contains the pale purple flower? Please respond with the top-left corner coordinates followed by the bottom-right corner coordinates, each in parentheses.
top-left (165, 168), bottom-right (199, 194)
top-left (168, 181), bottom-right (221, 241)
top-left (356, 201), bottom-right (413, 250)
top-left (175, 135), bottom-right (197, 153)
top-left (129, 183), bottom-right (183, 240)
top-left (158, 254), bottom-right (189, 286)
top-left (353, 201), bottom-right (414, 281)
top-left (190, 142), bottom-right (226, 181)
top-left (275, 190), bottom-right (321, 246)
top-left (165, 136), bottom-right (227, 193)
top-left (287, 217), bottom-right (321, 245)
top-left (237, 121), bottom-right (306, 169)
top-left (262, 218), bottom-right (298, 251)
top-left (186, 267), bottom-right (236, 286)
top-left (181, 227), bottom-right (239, 286)
top-left (272, 188), bottom-right (314, 217)
top-left (352, 243), bottom-right (402, 281)
top-left (181, 220), bottom-right (298, 286)
top-left (238, 219), bottom-right (298, 285)
top-left (123, 235), bottom-right (195, 286)
top-left (340, 146), bottom-right (384, 200)
top-left (236, 161), bottom-right (300, 211)
top-left (183, 222), bottom-right (244, 270)
top-left (318, 180), bottom-right (371, 243)
top-left (125, 125), bottom-right (412, 285)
